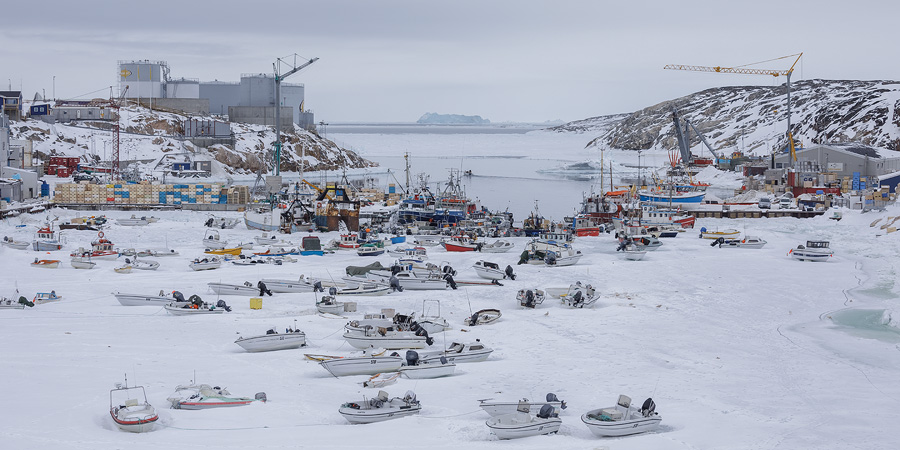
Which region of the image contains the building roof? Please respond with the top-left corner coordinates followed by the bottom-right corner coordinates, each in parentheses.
top-left (0, 91), bottom-right (22, 98)
top-left (825, 143), bottom-right (883, 158)
top-left (776, 143), bottom-right (897, 162)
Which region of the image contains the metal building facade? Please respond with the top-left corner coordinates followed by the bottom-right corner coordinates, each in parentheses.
top-left (118, 60), bottom-right (168, 99)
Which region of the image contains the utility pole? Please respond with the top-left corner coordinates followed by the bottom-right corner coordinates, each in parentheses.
top-left (273, 55), bottom-right (318, 176)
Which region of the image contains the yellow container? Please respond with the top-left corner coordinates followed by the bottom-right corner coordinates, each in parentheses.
top-left (250, 298), bottom-right (262, 310)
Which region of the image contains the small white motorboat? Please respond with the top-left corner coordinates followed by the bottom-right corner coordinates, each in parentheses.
top-left (398, 350), bottom-right (456, 379)
top-left (343, 327), bottom-right (431, 350)
top-left (164, 300), bottom-right (228, 315)
top-left (479, 393), bottom-right (566, 417)
top-left (418, 340), bottom-right (493, 364)
top-left (715, 235), bottom-right (767, 249)
top-left (316, 296), bottom-right (346, 315)
top-left (633, 235), bottom-right (663, 251)
top-left (261, 275), bottom-right (330, 293)
top-left (361, 372), bottom-right (400, 388)
top-left (463, 308), bottom-right (501, 326)
top-left (789, 240), bottom-right (833, 261)
top-left (366, 268), bottom-right (450, 291)
top-left (317, 351), bottom-right (404, 377)
top-left (621, 246), bottom-right (647, 261)
top-left (114, 291), bottom-right (173, 306)
top-left (546, 281), bottom-right (597, 308)
top-left (357, 244), bottom-right (386, 257)
top-left (254, 232), bottom-right (287, 245)
top-left (473, 260), bottom-right (514, 280)
top-left (31, 259), bottom-right (61, 269)
top-left (235, 326), bottom-right (306, 352)
top-left (517, 288), bottom-right (545, 309)
top-left (110, 382), bottom-right (158, 433)
top-left (202, 229), bottom-right (227, 250)
top-left (208, 281), bottom-right (260, 296)
top-left (486, 402), bottom-right (562, 440)
top-left (116, 215), bottom-right (154, 226)
top-left (189, 257), bottom-right (222, 271)
top-left (122, 257), bottom-right (160, 270)
top-left (33, 291), bottom-right (63, 304)
top-left (480, 240), bottom-right (515, 253)
top-left (581, 395), bottom-right (661, 437)
top-left (70, 258), bottom-right (96, 270)
top-left (167, 384), bottom-right (264, 410)
top-left (339, 390), bottom-right (421, 424)
top-left (1, 236), bottom-right (29, 250)
top-left (0, 294), bottom-right (29, 309)
top-left (333, 282), bottom-right (391, 296)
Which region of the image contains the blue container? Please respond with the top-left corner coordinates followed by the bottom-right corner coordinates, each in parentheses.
top-left (114, 184), bottom-right (122, 188)
top-left (40, 181), bottom-right (50, 197)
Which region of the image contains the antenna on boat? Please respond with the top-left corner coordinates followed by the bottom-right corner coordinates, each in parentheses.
top-left (465, 289), bottom-right (473, 315)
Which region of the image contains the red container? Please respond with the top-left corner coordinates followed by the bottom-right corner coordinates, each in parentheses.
top-left (47, 166), bottom-right (58, 175)
top-left (57, 167), bottom-right (71, 177)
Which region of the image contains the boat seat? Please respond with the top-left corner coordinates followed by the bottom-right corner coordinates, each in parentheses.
top-left (125, 399), bottom-right (139, 407)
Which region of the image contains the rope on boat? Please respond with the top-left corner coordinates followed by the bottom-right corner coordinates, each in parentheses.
top-left (156, 422), bottom-right (330, 431)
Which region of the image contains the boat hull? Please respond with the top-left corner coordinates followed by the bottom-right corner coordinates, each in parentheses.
top-left (581, 410), bottom-right (661, 437)
top-left (319, 356), bottom-right (404, 377)
top-left (480, 401), bottom-right (563, 417)
top-left (114, 293), bottom-right (171, 306)
top-left (235, 333), bottom-right (306, 352)
top-left (399, 363), bottom-right (456, 379)
top-left (486, 415), bottom-right (562, 439)
top-left (339, 404), bottom-right (420, 424)
top-left (343, 332), bottom-right (428, 350)
top-left (791, 251), bottom-right (832, 261)
top-left (110, 409), bottom-right (158, 433)
top-left (208, 283), bottom-right (259, 296)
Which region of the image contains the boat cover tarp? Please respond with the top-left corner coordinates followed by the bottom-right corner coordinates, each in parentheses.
top-left (346, 261), bottom-right (385, 276)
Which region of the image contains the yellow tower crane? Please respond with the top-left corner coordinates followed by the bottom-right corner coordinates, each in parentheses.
top-left (664, 53), bottom-right (803, 164)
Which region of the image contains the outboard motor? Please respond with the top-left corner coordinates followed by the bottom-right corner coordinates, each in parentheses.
top-left (188, 294), bottom-right (203, 307)
top-left (641, 398), bottom-right (656, 417)
top-left (405, 350), bottom-right (419, 367)
top-left (467, 312), bottom-right (479, 326)
top-left (257, 281), bottom-right (273, 296)
top-left (389, 276), bottom-right (404, 292)
top-left (255, 392), bottom-right (267, 403)
top-left (537, 403), bottom-right (557, 419)
top-left (524, 290), bottom-right (535, 308)
top-left (216, 299), bottom-right (232, 312)
top-left (329, 286), bottom-right (338, 296)
top-left (439, 356), bottom-right (449, 364)
top-left (204, 218), bottom-right (214, 228)
top-left (442, 265), bottom-right (457, 277)
top-left (699, 226), bottom-right (707, 238)
top-left (711, 237), bottom-right (724, 247)
top-left (475, 242), bottom-right (484, 252)
top-left (546, 393), bottom-right (567, 409)
top-left (544, 252), bottom-right (557, 265)
top-left (443, 273), bottom-right (457, 290)
top-left (572, 290), bottom-right (583, 307)
top-left (505, 265), bottom-right (516, 280)
top-left (172, 291), bottom-right (186, 302)
top-left (313, 281), bottom-right (324, 293)
top-left (391, 264), bottom-right (402, 276)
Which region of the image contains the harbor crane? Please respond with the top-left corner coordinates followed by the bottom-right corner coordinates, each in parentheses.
top-left (273, 55), bottom-right (319, 176)
top-left (664, 53), bottom-right (803, 164)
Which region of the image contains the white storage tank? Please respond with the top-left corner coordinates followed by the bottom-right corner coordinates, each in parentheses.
top-left (166, 78), bottom-right (200, 99)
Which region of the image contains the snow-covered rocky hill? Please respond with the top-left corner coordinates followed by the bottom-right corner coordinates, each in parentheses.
top-left (553, 79), bottom-right (900, 155)
top-left (9, 103), bottom-right (375, 177)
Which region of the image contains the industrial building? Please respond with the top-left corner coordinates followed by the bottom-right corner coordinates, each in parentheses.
top-left (118, 60), bottom-right (315, 130)
top-left (1, 91), bottom-right (23, 121)
top-left (772, 143), bottom-right (900, 179)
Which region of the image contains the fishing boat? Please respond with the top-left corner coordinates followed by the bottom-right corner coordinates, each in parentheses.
top-left (418, 340), bottom-right (493, 363)
top-left (638, 183), bottom-right (706, 207)
top-left (621, 246), bottom-right (647, 261)
top-left (517, 288), bottom-right (545, 309)
top-left (235, 326), bottom-right (306, 352)
top-left (473, 260), bottom-right (514, 280)
top-left (189, 257), bottom-right (222, 271)
top-left (208, 281), bottom-right (260, 296)
top-left (581, 395), bottom-right (661, 437)
top-left (114, 291), bottom-right (173, 306)
top-left (202, 229), bottom-right (227, 250)
top-left (464, 308), bottom-right (502, 326)
top-left (339, 390), bottom-right (421, 424)
top-left (243, 203), bottom-right (316, 233)
top-left (632, 204), bottom-right (695, 229)
top-left (519, 240), bottom-right (583, 266)
top-left (32, 224), bottom-right (64, 251)
top-left (479, 394), bottom-right (567, 417)
top-left (333, 281), bottom-right (391, 296)
top-left (0, 293), bottom-right (30, 309)
top-left (1, 236), bottom-right (29, 250)
top-left (33, 291), bottom-right (63, 304)
top-left (317, 351), bottom-right (405, 377)
top-left (253, 246), bottom-right (300, 256)
top-left (167, 384), bottom-right (264, 410)
top-left (699, 227), bottom-right (740, 239)
top-left (31, 259), bottom-right (61, 269)
top-left (329, 233), bottom-right (360, 250)
top-left (486, 402), bottom-right (562, 440)
top-left (366, 268), bottom-right (451, 291)
top-left (109, 381), bottom-right (158, 433)
top-left (712, 235), bottom-right (767, 249)
top-left (398, 350), bottom-right (456, 379)
top-left (206, 215), bottom-right (241, 229)
top-left (261, 275), bottom-right (329, 293)
top-left (789, 240), bottom-right (833, 262)
top-left (441, 235), bottom-right (479, 252)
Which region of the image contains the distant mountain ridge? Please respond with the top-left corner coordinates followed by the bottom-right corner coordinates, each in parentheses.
top-left (417, 112), bottom-right (491, 124)
top-left (552, 79), bottom-right (900, 156)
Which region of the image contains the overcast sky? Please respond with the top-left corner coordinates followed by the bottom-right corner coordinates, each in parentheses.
top-left (1, 1), bottom-right (896, 123)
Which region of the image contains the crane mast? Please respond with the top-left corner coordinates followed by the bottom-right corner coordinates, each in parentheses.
top-left (273, 55), bottom-right (319, 176)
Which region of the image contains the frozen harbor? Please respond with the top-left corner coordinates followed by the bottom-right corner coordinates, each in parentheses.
top-left (1, 201), bottom-right (900, 449)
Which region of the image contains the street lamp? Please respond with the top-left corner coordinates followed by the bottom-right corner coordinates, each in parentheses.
top-left (53, 76), bottom-right (55, 101)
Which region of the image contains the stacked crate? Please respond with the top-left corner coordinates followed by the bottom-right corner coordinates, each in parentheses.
top-left (226, 185), bottom-right (250, 204)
